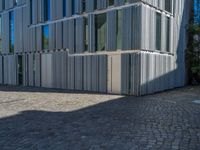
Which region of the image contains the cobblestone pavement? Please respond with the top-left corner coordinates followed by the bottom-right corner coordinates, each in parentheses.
top-left (0, 86), bottom-right (200, 150)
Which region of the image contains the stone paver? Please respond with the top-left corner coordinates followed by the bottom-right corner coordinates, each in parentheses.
top-left (0, 86), bottom-right (200, 150)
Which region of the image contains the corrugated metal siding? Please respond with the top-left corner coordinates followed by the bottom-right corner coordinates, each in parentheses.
top-left (0, 56), bottom-right (3, 84)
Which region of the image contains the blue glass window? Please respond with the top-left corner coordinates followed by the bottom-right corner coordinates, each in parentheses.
top-left (9, 11), bottom-right (14, 53)
top-left (44, 0), bottom-right (50, 21)
top-left (72, 0), bottom-right (75, 15)
top-left (63, 0), bottom-right (66, 17)
top-left (42, 25), bottom-right (49, 49)
top-left (194, 0), bottom-right (200, 24)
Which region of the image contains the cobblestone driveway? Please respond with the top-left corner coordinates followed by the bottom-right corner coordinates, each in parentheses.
top-left (0, 86), bottom-right (200, 150)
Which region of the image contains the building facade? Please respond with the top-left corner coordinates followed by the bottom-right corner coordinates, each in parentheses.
top-left (0, 0), bottom-right (191, 95)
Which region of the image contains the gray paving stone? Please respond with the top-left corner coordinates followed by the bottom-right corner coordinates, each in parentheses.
top-left (0, 85), bottom-right (200, 150)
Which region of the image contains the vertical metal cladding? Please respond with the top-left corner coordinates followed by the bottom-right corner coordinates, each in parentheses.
top-left (0, 0), bottom-right (191, 95)
top-left (49, 23), bottom-right (56, 51)
top-left (2, 13), bottom-right (9, 54)
top-left (75, 17), bottom-right (84, 53)
top-left (107, 10), bottom-right (117, 51)
top-left (63, 20), bottom-right (69, 50)
top-left (3, 55), bottom-right (17, 85)
top-left (68, 19), bottom-right (75, 54)
top-left (121, 51), bottom-right (178, 96)
top-left (0, 56), bottom-right (3, 84)
top-left (56, 22), bottom-right (63, 50)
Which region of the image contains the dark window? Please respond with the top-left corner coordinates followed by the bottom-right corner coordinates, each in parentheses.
top-left (9, 11), bottom-right (14, 53)
top-left (156, 12), bottom-right (161, 51)
top-left (42, 25), bottom-right (49, 49)
top-left (2, 0), bottom-right (5, 10)
top-left (18, 55), bottom-right (23, 85)
top-left (63, 0), bottom-right (66, 17)
top-left (44, 0), bottom-right (50, 21)
top-left (108, 0), bottom-right (114, 6)
top-left (166, 17), bottom-right (170, 52)
top-left (33, 54), bottom-right (36, 85)
top-left (72, 0), bottom-right (76, 15)
top-left (74, 20), bottom-right (76, 52)
top-left (165, 0), bottom-right (172, 13)
top-left (95, 13), bottom-right (107, 51)
top-left (94, 0), bottom-right (97, 10)
top-left (14, 0), bottom-right (18, 6)
top-left (84, 17), bottom-right (88, 51)
top-left (82, 0), bottom-right (86, 13)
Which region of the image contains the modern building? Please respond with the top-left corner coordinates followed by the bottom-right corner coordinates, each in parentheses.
top-left (0, 0), bottom-right (191, 95)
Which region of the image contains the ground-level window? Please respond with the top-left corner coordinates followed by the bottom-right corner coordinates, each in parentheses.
top-left (84, 17), bottom-right (88, 51)
top-left (95, 13), bottom-right (107, 51)
top-left (42, 25), bottom-right (49, 50)
top-left (156, 12), bottom-right (161, 51)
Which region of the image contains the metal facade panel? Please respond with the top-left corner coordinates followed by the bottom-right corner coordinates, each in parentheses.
top-left (86, 0), bottom-right (94, 13)
top-left (68, 19), bottom-right (75, 54)
top-left (56, 0), bottom-right (63, 20)
top-left (60, 51), bottom-right (68, 89)
top-left (56, 22), bottom-right (63, 50)
top-left (23, 6), bottom-right (29, 52)
top-left (99, 55), bottom-right (107, 93)
top-left (49, 23), bottom-right (56, 50)
top-left (107, 10), bottom-right (117, 51)
top-left (35, 53), bottom-right (41, 87)
top-left (28, 53), bottom-right (34, 86)
top-left (2, 13), bottom-right (9, 54)
top-left (122, 6), bottom-right (132, 50)
top-left (41, 53), bottom-right (53, 88)
top-left (88, 14), bottom-right (95, 52)
top-left (75, 17), bottom-right (84, 53)
top-left (83, 55), bottom-right (92, 91)
top-left (121, 54), bottom-right (130, 95)
top-left (91, 55), bottom-right (98, 91)
top-left (66, 0), bottom-right (72, 17)
top-left (32, 0), bottom-right (38, 24)
top-left (14, 8), bottom-right (23, 53)
top-left (36, 26), bottom-right (42, 51)
top-left (75, 56), bottom-right (83, 90)
top-left (0, 56), bottom-right (3, 84)
top-left (50, 0), bottom-right (56, 20)
top-left (63, 20), bottom-right (69, 49)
